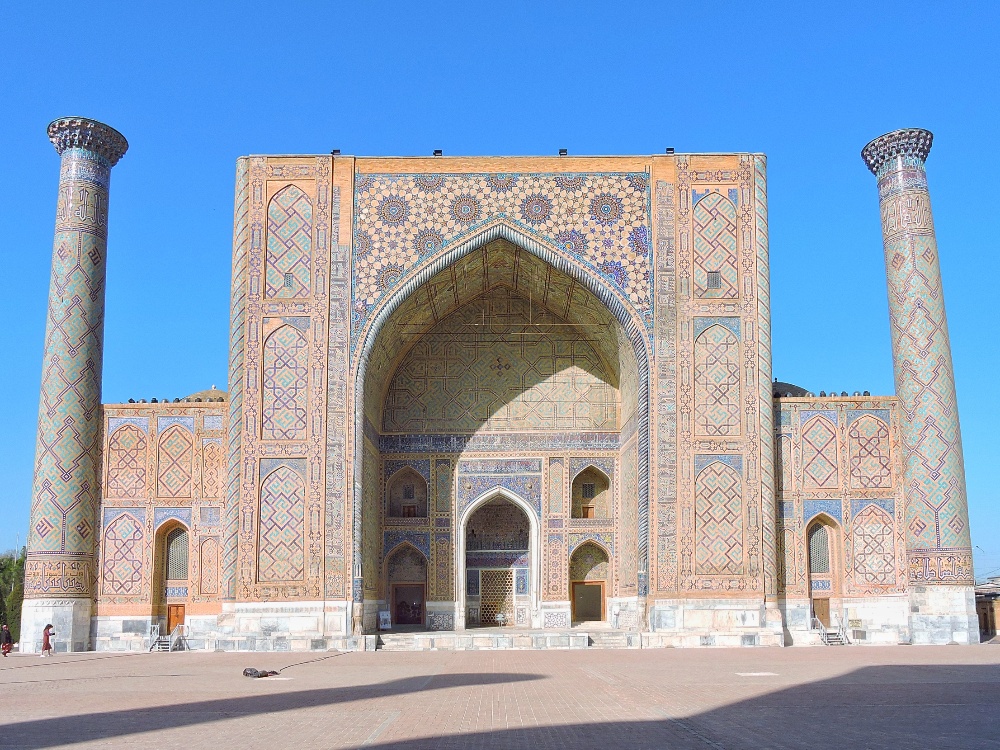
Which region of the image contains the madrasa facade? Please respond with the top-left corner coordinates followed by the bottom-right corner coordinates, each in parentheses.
top-left (20, 118), bottom-right (978, 652)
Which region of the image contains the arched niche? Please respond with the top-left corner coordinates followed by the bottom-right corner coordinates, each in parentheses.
top-left (386, 468), bottom-right (428, 518)
top-left (384, 543), bottom-right (427, 627)
top-left (569, 541), bottom-right (610, 622)
top-left (153, 520), bottom-right (191, 633)
top-left (354, 227), bottom-right (651, 605)
top-left (458, 490), bottom-right (539, 629)
top-left (571, 466), bottom-right (611, 519)
top-left (806, 514), bottom-right (842, 627)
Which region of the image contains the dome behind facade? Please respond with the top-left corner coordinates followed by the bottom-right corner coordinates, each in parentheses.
top-left (772, 380), bottom-right (808, 398)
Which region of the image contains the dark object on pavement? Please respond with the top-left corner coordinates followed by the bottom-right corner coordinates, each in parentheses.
top-left (242, 667), bottom-right (280, 678)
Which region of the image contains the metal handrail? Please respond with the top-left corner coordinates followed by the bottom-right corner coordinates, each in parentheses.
top-left (834, 615), bottom-right (852, 644)
top-left (147, 623), bottom-right (161, 651)
top-left (168, 624), bottom-right (188, 652)
top-left (811, 617), bottom-right (828, 637)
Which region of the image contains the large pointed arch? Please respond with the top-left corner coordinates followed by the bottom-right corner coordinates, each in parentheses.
top-left (351, 220), bottom-right (652, 594)
top-left (457, 486), bottom-right (541, 629)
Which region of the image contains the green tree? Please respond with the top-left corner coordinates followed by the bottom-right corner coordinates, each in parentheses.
top-left (0, 546), bottom-right (26, 643)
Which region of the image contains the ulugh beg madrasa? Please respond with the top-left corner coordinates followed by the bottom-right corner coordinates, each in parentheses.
top-left (20, 117), bottom-right (977, 652)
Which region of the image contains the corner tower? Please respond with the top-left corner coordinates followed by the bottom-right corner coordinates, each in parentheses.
top-left (22, 118), bottom-right (128, 652)
top-left (862, 128), bottom-right (977, 644)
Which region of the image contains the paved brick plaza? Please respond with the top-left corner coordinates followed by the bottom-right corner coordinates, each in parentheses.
top-left (1, 645), bottom-right (998, 749)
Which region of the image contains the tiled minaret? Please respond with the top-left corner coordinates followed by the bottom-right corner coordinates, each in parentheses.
top-left (862, 129), bottom-right (977, 644)
top-left (22, 118), bottom-right (128, 652)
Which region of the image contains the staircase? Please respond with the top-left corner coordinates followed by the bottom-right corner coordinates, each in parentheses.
top-left (150, 637), bottom-right (170, 652)
top-left (813, 617), bottom-right (850, 646)
top-left (147, 624), bottom-right (188, 652)
top-left (372, 628), bottom-right (641, 651)
top-left (376, 634), bottom-right (421, 652)
top-left (587, 631), bottom-right (637, 649)
top-left (819, 630), bottom-right (848, 646)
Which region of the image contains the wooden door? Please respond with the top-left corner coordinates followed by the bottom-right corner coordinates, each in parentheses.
top-left (572, 582), bottom-right (605, 622)
top-left (167, 604), bottom-right (185, 633)
top-left (813, 598), bottom-right (830, 627)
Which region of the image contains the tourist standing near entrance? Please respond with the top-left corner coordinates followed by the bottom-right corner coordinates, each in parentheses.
top-left (1, 624), bottom-right (12, 656)
top-left (40, 624), bottom-right (54, 657)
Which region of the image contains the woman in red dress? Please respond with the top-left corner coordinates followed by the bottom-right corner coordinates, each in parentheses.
top-left (1, 624), bottom-right (12, 656)
top-left (41, 624), bottom-right (54, 657)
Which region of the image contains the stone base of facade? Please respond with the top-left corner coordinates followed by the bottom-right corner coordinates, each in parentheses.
top-left (21, 598), bottom-right (92, 653)
top-left (645, 597), bottom-right (783, 647)
top-left (909, 585), bottom-right (978, 645)
top-left (91, 600), bottom-right (359, 652)
top-left (92, 615), bottom-right (156, 651)
top-left (778, 595), bottom-right (910, 645)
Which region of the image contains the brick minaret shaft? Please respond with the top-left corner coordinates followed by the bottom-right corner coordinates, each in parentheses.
top-left (22, 118), bottom-right (127, 651)
top-left (862, 129), bottom-right (973, 586)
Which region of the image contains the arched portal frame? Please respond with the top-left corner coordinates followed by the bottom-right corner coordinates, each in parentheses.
top-left (568, 539), bottom-right (613, 622)
top-left (152, 519), bottom-right (191, 629)
top-left (382, 541), bottom-right (429, 627)
top-left (351, 220), bottom-right (652, 595)
top-left (456, 487), bottom-right (541, 630)
top-left (570, 464), bottom-right (613, 519)
top-left (805, 512), bottom-right (843, 627)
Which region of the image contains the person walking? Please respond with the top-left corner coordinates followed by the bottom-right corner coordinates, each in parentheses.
top-left (1, 624), bottom-right (12, 657)
top-left (40, 624), bottom-right (54, 657)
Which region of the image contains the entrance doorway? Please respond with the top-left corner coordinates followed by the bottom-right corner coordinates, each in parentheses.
top-left (572, 582), bottom-right (604, 621)
top-left (392, 584), bottom-right (425, 625)
top-left (167, 604), bottom-right (185, 633)
top-left (813, 598), bottom-right (830, 627)
top-left (569, 542), bottom-right (609, 622)
top-left (385, 545), bottom-right (428, 628)
top-left (464, 496), bottom-right (530, 628)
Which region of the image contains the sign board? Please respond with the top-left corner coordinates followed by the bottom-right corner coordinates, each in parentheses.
top-left (378, 611), bottom-right (392, 631)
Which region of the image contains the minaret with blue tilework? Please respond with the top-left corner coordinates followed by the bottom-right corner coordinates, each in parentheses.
top-left (862, 128), bottom-right (977, 644)
top-left (22, 118), bottom-right (128, 652)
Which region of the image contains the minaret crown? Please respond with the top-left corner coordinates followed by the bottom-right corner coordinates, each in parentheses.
top-left (861, 128), bottom-right (933, 175)
top-left (47, 117), bottom-right (129, 166)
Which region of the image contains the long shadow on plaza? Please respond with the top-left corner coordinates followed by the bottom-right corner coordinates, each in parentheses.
top-left (0, 671), bottom-right (541, 749)
top-left (3, 663), bottom-right (1000, 749)
top-left (354, 663), bottom-right (1000, 750)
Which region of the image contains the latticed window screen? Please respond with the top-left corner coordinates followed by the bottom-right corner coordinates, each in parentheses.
top-left (808, 524), bottom-right (830, 574)
top-left (166, 528), bottom-right (189, 580)
top-left (283, 272), bottom-right (295, 289)
top-left (403, 483), bottom-right (415, 500)
top-left (707, 270), bottom-right (722, 289)
top-left (582, 483), bottom-right (596, 500)
top-left (479, 570), bottom-right (513, 627)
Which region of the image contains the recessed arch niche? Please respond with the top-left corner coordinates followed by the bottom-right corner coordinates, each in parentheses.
top-left (806, 514), bottom-right (842, 626)
top-left (386, 468), bottom-right (428, 518)
top-left (354, 233), bottom-right (646, 630)
top-left (571, 466), bottom-right (611, 519)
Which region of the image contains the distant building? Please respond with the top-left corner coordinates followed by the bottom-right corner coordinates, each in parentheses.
top-left (21, 120), bottom-right (977, 651)
top-left (976, 577), bottom-right (999, 640)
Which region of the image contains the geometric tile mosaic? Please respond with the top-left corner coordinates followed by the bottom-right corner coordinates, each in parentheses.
top-left (266, 185), bottom-right (312, 299)
top-left (261, 325), bottom-right (309, 441)
top-left (694, 460), bottom-right (743, 575)
top-left (352, 172), bottom-right (652, 342)
top-left (157, 426), bottom-right (194, 498)
top-left (694, 324), bottom-right (741, 436)
top-left (258, 466), bottom-right (306, 582)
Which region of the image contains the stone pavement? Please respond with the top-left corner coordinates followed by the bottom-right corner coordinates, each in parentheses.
top-left (1, 645), bottom-right (998, 749)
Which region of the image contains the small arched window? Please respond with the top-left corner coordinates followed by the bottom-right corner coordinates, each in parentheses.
top-left (571, 468), bottom-right (610, 519)
top-left (808, 524), bottom-right (830, 574)
top-left (165, 527), bottom-right (189, 580)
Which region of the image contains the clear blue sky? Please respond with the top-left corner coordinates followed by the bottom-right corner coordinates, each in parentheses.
top-left (1, 2), bottom-right (997, 578)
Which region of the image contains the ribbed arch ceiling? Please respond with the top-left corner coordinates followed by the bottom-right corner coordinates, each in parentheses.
top-left (363, 239), bottom-right (629, 426)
